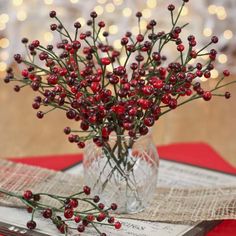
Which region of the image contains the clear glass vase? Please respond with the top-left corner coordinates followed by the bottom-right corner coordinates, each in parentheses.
top-left (83, 133), bottom-right (159, 214)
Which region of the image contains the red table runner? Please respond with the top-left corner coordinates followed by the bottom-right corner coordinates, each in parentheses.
top-left (4, 142), bottom-right (236, 236)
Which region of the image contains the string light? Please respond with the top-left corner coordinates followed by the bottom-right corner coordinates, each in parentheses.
top-left (17, 10), bottom-right (27, 21)
top-left (109, 25), bottom-right (118, 34)
top-left (147, 0), bottom-right (157, 9)
top-left (223, 30), bottom-right (233, 40)
top-left (120, 56), bottom-right (126, 65)
top-left (131, 26), bottom-right (139, 35)
top-left (44, 32), bottom-right (53, 42)
top-left (0, 14), bottom-right (9, 24)
top-left (188, 59), bottom-right (196, 65)
top-left (0, 23), bottom-right (6, 31)
top-left (113, 0), bottom-right (123, 6)
top-left (76, 17), bottom-right (85, 26)
top-left (218, 54), bottom-right (228, 64)
top-left (203, 27), bottom-right (212, 37)
top-left (200, 77), bottom-right (208, 82)
top-left (211, 69), bottom-right (219, 79)
top-left (70, 0), bottom-right (79, 3)
top-left (208, 5), bottom-right (217, 14)
top-left (180, 6), bottom-right (188, 16)
top-left (12, 0), bottom-right (23, 7)
top-left (44, 0), bottom-right (54, 4)
top-left (113, 39), bottom-right (122, 49)
top-left (105, 3), bottom-right (115, 13)
top-left (0, 51), bottom-right (9, 61)
top-left (0, 38), bottom-right (10, 48)
top-left (216, 6), bottom-right (227, 20)
top-left (201, 50), bottom-right (209, 61)
top-left (142, 9), bottom-right (151, 19)
top-left (0, 62), bottom-right (7, 72)
top-left (97, 0), bottom-right (107, 4)
top-left (94, 5), bottom-right (104, 15)
top-left (140, 19), bottom-right (147, 30)
top-left (122, 8), bottom-right (132, 17)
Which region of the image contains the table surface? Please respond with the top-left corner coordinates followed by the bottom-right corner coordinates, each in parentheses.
top-left (1, 142), bottom-right (236, 236)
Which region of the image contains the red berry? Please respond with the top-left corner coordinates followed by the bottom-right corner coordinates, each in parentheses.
top-left (152, 52), bottom-right (161, 61)
top-left (204, 71), bottom-right (211, 79)
top-left (97, 212), bottom-right (106, 222)
top-left (74, 215), bottom-right (81, 223)
top-left (58, 224), bottom-right (67, 234)
top-left (82, 219), bottom-right (89, 226)
top-left (211, 36), bottom-right (218, 44)
top-left (153, 79), bottom-right (164, 89)
top-left (50, 23), bottom-right (57, 31)
top-left (42, 208), bottom-right (52, 218)
top-left (121, 37), bottom-right (129, 45)
top-left (69, 199), bottom-right (78, 208)
top-left (136, 34), bottom-right (144, 42)
top-left (14, 85), bottom-right (21, 92)
top-left (36, 111), bottom-right (44, 119)
top-left (139, 125), bottom-right (149, 135)
top-left (83, 186), bottom-right (91, 195)
top-left (91, 82), bottom-right (101, 93)
top-left (64, 209), bottom-right (74, 219)
top-left (98, 21), bottom-right (105, 28)
top-left (177, 44), bottom-right (185, 52)
top-left (136, 12), bottom-right (142, 18)
top-left (26, 220), bottom-right (36, 230)
top-left (77, 224), bottom-right (85, 232)
top-left (74, 21), bottom-right (81, 29)
top-left (21, 69), bottom-right (29, 77)
top-left (32, 102), bottom-right (40, 109)
top-left (47, 75), bottom-right (58, 85)
top-left (161, 94), bottom-right (171, 104)
top-left (168, 4), bottom-right (175, 11)
top-left (101, 127), bottom-right (109, 138)
top-left (93, 195), bottom-right (100, 203)
top-left (144, 117), bottom-right (155, 127)
top-left (23, 190), bottom-right (33, 200)
top-left (80, 122), bottom-right (89, 131)
top-left (225, 92), bottom-right (231, 99)
top-left (77, 141), bottom-right (85, 149)
top-left (49, 10), bottom-right (56, 18)
top-left (203, 91), bottom-right (212, 101)
top-left (32, 40), bottom-right (40, 47)
top-left (98, 203), bottom-right (105, 209)
top-left (223, 70), bottom-right (230, 77)
top-left (111, 105), bottom-right (125, 115)
top-left (87, 214), bottom-right (95, 221)
top-left (27, 207), bottom-right (33, 213)
top-left (101, 57), bottom-right (111, 66)
top-left (108, 217), bottom-right (115, 223)
top-left (64, 127), bottom-right (71, 135)
top-left (111, 203), bottom-right (117, 211)
top-left (168, 99), bottom-right (178, 109)
top-left (114, 221), bottom-right (122, 229)
top-left (142, 85), bottom-right (153, 95)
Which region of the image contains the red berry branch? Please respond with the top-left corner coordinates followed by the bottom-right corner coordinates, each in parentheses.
top-left (4, 0), bottom-right (235, 150)
top-left (0, 186), bottom-right (121, 235)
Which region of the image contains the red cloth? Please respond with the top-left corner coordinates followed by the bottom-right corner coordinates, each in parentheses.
top-left (6, 142), bottom-right (236, 236)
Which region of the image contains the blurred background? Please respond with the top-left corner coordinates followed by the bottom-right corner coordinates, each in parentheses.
top-left (0, 0), bottom-right (235, 165)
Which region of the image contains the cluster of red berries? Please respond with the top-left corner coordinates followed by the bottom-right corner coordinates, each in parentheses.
top-left (22, 186), bottom-right (120, 235)
top-left (4, 0), bottom-right (234, 150)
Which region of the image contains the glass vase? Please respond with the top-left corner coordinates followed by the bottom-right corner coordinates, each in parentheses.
top-left (83, 133), bottom-right (159, 214)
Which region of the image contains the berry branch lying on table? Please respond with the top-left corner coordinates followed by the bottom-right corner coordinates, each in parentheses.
top-left (0, 186), bottom-right (121, 236)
